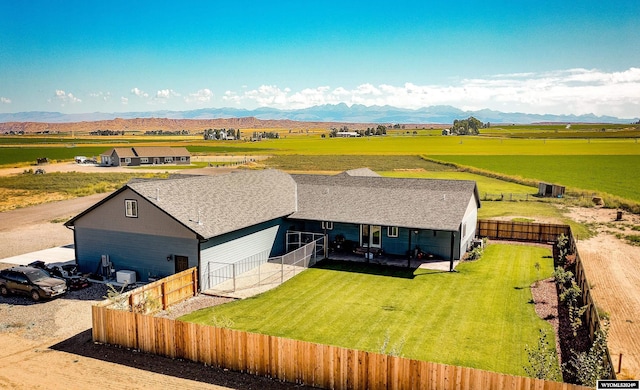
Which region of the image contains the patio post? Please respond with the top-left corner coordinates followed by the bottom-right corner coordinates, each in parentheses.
top-left (449, 231), bottom-right (455, 272)
top-left (407, 229), bottom-right (412, 266)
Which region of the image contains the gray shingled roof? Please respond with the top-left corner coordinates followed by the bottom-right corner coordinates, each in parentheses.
top-left (127, 169), bottom-right (296, 239)
top-left (289, 173), bottom-right (479, 231)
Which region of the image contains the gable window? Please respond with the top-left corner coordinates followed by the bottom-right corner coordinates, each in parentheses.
top-left (321, 221), bottom-right (333, 230)
top-left (125, 199), bottom-right (138, 218)
top-left (387, 226), bottom-right (399, 238)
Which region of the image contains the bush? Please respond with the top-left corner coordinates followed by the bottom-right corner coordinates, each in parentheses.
top-left (523, 329), bottom-right (562, 381)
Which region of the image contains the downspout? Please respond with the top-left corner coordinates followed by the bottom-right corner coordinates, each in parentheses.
top-left (64, 224), bottom-right (78, 266)
top-left (197, 235), bottom-right (207, 293)
top-left (366, 225), bottom-right (371, 263)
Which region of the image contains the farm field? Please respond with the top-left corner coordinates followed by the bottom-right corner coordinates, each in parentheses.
top-left (181, 243), bottom-right (556, 377)
top-left (429, 155), bottom-right (640, 203)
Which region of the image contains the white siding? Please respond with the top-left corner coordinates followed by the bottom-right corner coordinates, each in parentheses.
top-left (460, 195), bottom-right (479, 254)
top-left (200, 225), bottom-right (279, 290)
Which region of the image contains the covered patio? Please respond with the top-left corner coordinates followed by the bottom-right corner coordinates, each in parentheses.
top-left (327, 250), bottom-right (460, 272)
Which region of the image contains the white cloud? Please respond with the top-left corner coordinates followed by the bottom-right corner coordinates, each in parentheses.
top-left (185, 88), bottom-right (213, 104)
top-left (89, 91), bottom-right (111, 102)
top-left (51, 90), bottom-right (82, 106)
top-left (121, 97), bottom-right (129, 105)
top-left (155, 89), bottom-right (180, 100)
top-left (226, 67), bottom-right (640, 117)
top-left (131, 87), bottom-right (149, 97)
top-left (0, 97), bottom-right (11, 104)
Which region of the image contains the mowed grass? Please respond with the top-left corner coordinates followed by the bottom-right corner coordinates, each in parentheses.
top-left (430, 155), bottom-right (640, 203)
top-left (181, 243), bottom-right (555, 376)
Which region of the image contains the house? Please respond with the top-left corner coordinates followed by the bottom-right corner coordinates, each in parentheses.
top-left (65, 169), bottom-right (480, 288)
top-left (100, 146), bottom-right (191, 167)
top-left (335, 131), bottom-right (360, 137)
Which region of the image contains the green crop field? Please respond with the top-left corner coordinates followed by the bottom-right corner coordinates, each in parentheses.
top-left (181, 243), bottom-right (557, 377)
top-left (430, 155), bottom-right (640, 203)
top-left (380, 170), bottom-right (537, 195)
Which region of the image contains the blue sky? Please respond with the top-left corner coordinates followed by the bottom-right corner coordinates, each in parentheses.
top-left (1, 1), bottom-right (639, 118)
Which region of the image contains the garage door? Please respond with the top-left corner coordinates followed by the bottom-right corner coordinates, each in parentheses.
top-left (199, 225), bottom-right (279, 290)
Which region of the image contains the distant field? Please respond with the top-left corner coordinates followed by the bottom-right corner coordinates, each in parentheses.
top-left (2, 134), bottom-right (639, 166)
top-left (181, 244), bottom-right (556, 377)
top-left (430, 155), bottom-right (640, 203)
top-left (264, 154), bottom-right (454, 172)
top-left (380, 170), bottom-right (537, 195)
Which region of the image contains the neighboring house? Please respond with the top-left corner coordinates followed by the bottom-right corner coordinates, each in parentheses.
top-left (100, 146), bottom-right (191, 167)
top-left (65, 168), bottom-right (480, 287)
top-left (335, 131), bottom-right (360, 137)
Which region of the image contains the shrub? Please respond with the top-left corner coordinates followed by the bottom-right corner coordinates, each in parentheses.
top-left (523, 329), bottom-right (562, 381)
top-left (565, 327), bottom-right (612, 387)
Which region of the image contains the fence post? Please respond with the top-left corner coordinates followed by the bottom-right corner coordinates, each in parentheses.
top-left (161, 282), bottom-right (167, 310)
top-left (233, 263), bottom-right (236, 292)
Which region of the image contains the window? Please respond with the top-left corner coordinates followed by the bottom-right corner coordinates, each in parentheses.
top-left (180, 156), bottom-right (187, 162)
top-left (387, 226), bottom-right (398, 238)
top-left (164, 157), bottom-right (173, 163)
top-left (321, 221), bottom-right (333, 230)
top-left (124, 157), bottom-right (131, 163)
top-left (125, 199), bottom-right (138, 218)
top-left (141, 157), bottom-right (149, 163)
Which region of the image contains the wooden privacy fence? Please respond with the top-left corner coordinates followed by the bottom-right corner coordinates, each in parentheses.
top-left (93, 267), bottom-right (197, 317)
top-left (90, 225), bottom-right (604, 389)
top-left (476, 220), bottom-right (570, 243)
top-left (477, 220), bottom-right (615, 379)
top-left (567, 230), bottom-right (616, 378)
top-left (92, 304), bottom-right (589, 390)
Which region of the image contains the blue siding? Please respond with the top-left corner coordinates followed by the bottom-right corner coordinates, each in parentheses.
top-left (75, 227), bottom-right (199, 282)
top-left (289, 219), bottom-right (462, 260)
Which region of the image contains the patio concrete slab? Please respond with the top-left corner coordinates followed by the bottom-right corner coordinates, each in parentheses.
top-left (0, 244), bottom-right (75, 266)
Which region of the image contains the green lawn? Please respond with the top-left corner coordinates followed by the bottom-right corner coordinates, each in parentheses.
top-left (181, 243), bottom-right (556, 376)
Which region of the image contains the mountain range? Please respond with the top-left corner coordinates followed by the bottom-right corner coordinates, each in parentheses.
top-left (0, 104), bottom-right (636, 125)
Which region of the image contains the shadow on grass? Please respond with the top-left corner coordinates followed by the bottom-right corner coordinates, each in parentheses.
top-left (314, 259), bottom-right (417, 279)
top-left (50, 329), bottom-right (314, 390)
top-left (314, 259), bottom-right (453, 278)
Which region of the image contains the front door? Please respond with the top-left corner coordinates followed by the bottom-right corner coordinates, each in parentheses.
top-left (174, 255), bottom-right (189, 273)
top-left (360, 225), bottom-right (382, 248)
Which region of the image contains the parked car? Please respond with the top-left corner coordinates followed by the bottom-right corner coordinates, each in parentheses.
top-left (0, 266), bottom-right (67, 301)
top-left (28, 261), bottom-right (90, 290)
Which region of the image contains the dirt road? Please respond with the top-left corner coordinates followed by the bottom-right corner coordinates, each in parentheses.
top-left (567, 207), bottom-right (640, 380)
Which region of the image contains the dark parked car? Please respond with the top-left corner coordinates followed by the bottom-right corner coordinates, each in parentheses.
top-left (0, 266), bottom-right (67, 301)
top-left (28, 261), bottom-right (91, 290)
